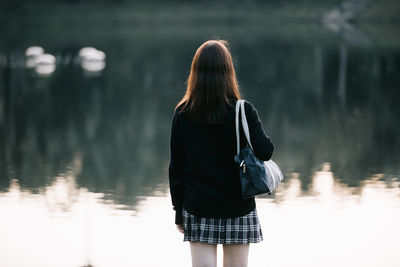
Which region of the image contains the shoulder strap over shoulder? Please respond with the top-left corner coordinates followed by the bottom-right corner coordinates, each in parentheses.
top-left (235, 100), bottom-right (242, 156)
top-left (240, 100), bottom-right (254, 151)
top-left (235, 100), bottom-right (254, 155)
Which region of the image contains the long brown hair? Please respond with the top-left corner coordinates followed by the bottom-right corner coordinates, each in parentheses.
top-left (176, 39), bottom-right (241, 124)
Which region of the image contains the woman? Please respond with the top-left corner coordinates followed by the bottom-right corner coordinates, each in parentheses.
top-left (169, 39), bottom-right (274, 267)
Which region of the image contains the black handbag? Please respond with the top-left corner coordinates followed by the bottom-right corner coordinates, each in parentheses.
top-left (233, 100), bottom-right (283, 199)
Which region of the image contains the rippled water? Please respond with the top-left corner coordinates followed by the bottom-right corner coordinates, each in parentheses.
top-left (1, 12), bottom-right (400, 267)
top-left (1, 169), bottom-right (399, 267)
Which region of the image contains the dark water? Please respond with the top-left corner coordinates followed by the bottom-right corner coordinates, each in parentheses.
top-left (0, 16), bottom-right (400, 267)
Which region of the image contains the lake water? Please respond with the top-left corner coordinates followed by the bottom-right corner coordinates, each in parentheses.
top-left (1, 9), bottom-right (400, 267)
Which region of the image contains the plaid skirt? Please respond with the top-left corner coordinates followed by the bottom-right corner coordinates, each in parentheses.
top-left (182, 208), bottom-right (263, 244)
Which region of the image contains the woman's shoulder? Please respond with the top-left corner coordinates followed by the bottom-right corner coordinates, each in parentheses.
top-left (233, 98), bottom-right (258, 114)
top-left (230, 98), bottom-right (256, 107)
top-left (244, 99), bottom-right (257, 110)
top-left (173, 103), bottom-right (186, 116)
top-left (228, 98), bottom-right (259, 118)
top-left (242, 99), bottom-right (261, 122)
top-left (172, 103), bottom-right (191, 125)
top-left (229, 98), bottom-right (253, 107)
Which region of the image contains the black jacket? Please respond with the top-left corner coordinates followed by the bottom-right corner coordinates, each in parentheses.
top-left (168, 99), bottom-right (274, 224)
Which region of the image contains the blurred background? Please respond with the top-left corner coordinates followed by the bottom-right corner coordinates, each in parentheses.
top-left (0, 0), bottom-right (399, 266)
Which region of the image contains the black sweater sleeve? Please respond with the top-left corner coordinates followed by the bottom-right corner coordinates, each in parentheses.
top-left (244, 100), bottom-right (274, 161)
top-left (168, 110), bottom-right (186, 224)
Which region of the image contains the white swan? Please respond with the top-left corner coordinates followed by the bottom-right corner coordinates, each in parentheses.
top-left (79, 47), bottom-right (106, 62)
top-left (35, 53), bottom-right (56, 75)
top-left (25, 46), bottom-right (44, 57)
top-left (36, 53), bottom-right (56, 65)
top-left (79, 47), bottom-right (106, 72)
top-left (25, 46), bottom-right (44, 68)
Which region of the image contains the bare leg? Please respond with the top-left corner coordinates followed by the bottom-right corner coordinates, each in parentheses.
top-left (190, 242), bottom-right (218, 267)
top-left (222, 244), bottom-right (250, 267)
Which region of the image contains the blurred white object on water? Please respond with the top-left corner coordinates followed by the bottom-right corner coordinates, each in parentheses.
top-left (35, 53), bottom-right (56, 75)
top-left (25, 46), bottom-right (44, 57)
top-left (25, 46), bottom-right (44, 68)
top-left (79, 47), bottom-right (106, 72)
top-left (81, 60), bottom-right (106, 73)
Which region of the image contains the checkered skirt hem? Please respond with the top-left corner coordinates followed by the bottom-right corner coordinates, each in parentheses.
top-left (182, 208), bottom-right (263, 244)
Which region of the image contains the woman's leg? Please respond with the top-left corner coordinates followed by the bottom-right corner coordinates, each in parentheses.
top-left (189, 242), bottom-right (218, 267)
top-left (222, 244), bottom-right (250, 267)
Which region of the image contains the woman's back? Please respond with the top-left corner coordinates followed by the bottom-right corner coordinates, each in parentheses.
top-left (169, 98), bottom-right (274, 222)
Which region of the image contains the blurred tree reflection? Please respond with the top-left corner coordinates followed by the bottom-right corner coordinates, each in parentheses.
top-left (0, 24), bottom-right (399, 209)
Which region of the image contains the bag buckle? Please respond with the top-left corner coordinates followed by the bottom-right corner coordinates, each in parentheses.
top-left (240, 160), bottom-right (246, 173)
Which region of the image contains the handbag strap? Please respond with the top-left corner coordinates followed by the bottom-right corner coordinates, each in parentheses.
top-left (235, 100), bottom-right (241, 155)
top-left (240, 100), bottom-right (254, 151)
top-left (235, 100), bottom-right (254, 156)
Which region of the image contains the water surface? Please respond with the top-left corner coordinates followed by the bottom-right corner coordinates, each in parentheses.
top-left (0, 13), bottom-right (399, 267)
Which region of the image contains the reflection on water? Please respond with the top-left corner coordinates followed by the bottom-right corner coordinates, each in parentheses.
top-left (253, 167), bottom-right (400, 267)
top-left (0, 166), bottom-right (399, 267)
top-left (0, 5), bottom-right (400, 265)
top-left (2, 36), bottom-right (399, 199)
